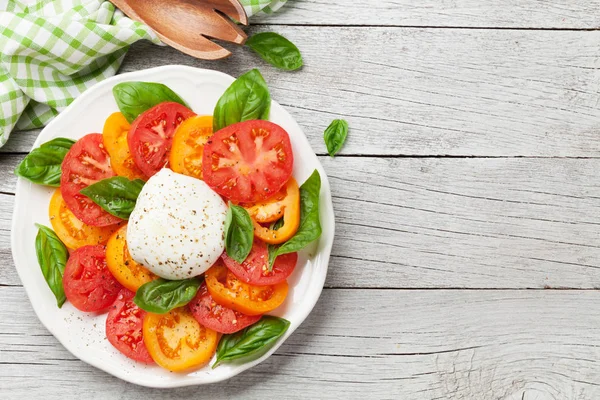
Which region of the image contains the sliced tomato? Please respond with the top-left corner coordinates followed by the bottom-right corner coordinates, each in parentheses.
top-left (169, 115), bottom-right (213, 179)
top-left (106, 225), bottom-right (158, 292)
top-left (106, 289), bottom-right (154, 363)
top-left (49, 188), bottom-right (122, 250)
top-left (222, 240), bottom-right (297, 286)
top-left (143, 307), bottom-right (218, 372)
top-left (103, 112), bottom-right (146, 180)
top-left (244, 179), bottom-right (292, 223)
top-left (205, 261), bottom-right (288, 316)
top-left (202, 120), bottom-right (294, 204)
top-left (189, 283), bottom-right (261, 334)
top-left (246, 178), bottom-right (300, 244)
top-left (128, 102), bottom-right (195, 178)
top-left (60, 133), bottom-right (122, 227)
top-left (63, 245), bottom-right (122, 312)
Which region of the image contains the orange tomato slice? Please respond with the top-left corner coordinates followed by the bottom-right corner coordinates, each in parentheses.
top-left (143, 307), bottom-right (219, 372)
top-left (169, 115), bottom-right (213, 179)
top-left (245, 178), bottom-right (300, 244)
top-left (103, 112), bottom-right (146, 180)
top-left (49, 188), bottom-right (121, 250)
top-left (105, 225), bottom-right (157, 292)
top-left (205, 261), bottom-right (288, 316)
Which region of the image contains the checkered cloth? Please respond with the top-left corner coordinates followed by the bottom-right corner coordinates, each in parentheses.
top-left (0, 0), bottom-right (287, 147)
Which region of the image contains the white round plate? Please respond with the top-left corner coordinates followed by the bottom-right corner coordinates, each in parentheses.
top-left (11, 66), bottom-right (334, 388)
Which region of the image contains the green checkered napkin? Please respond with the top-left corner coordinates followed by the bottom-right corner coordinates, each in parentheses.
top-left (0, 0), bottom-right (287, 147)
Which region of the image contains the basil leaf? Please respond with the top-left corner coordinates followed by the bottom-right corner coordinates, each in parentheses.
top-left (14, 137), bottom-right (75, 186)
top-left (213, 69), bottom-right (271, 132)
top-left (246, 32), bottom-right (303, 71)
top-left (213, 316), bottom-right (290, 368)
top-left (323, 119), bottom-right (348, 157)
top-left (35, 224), bottom-right (69, 307)
top-left (80, 177), bottom-right (145, 219)
top-left (134, 278), bottom-right (202, 314)
top-left (267, 218), bottom-right (285, 270)
top-left (272, 219), bottom-right (285, 230)
top-left (113, 81), bottom-right (188, 123)
top-left (268, 170), bottom-right (322, 268)
top-left (267, 244), bottom-right (278, 271)
top-left (225, 202), bottom-right (254, 263)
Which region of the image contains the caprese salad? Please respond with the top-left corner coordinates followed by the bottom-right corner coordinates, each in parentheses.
top-left (17, 69), bottom-right (322, 372)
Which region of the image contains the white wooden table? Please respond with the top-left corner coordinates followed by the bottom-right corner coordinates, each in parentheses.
top-left (2, 2), bottom-right (600, 398)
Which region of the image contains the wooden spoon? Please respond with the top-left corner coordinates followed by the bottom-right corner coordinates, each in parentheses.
top-left (109, 0), bottom-right (248, 60)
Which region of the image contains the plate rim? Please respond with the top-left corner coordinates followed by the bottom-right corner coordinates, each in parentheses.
top-left (10, 65), bottom-right (335, 388)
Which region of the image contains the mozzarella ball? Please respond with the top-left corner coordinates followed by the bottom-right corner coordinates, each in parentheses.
top-left (127, 169), bottom-right (227, 280)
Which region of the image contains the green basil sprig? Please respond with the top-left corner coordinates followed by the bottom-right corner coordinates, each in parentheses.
top-left (80, 177), bottom-right (145, 220)
top-left (323, 119), bottom-right (349, 157)
top-left (246, 32), bottom-right (303, 71)
top-left (225, 202), bottom-right (254, 263)
top-left (134, 278), bottom-right (202, 314)
top-left (35, 224), bottom-right (69, 307)
top-left (268, 170), bottom-right (322, 268)
top-left (113, 81), bottom-right (188, 123)
top-left (213, 316), bottom-right (290, 368)
top-left (14, 138), bottom-right (75, 186)
top-left (213, 69), bottom-right (271, 132)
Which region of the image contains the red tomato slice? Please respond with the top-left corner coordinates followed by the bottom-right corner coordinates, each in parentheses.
top-left (63, 245), bottom-right (122, 313)
top-left (221, 240), bottom-right (298, 286)
top-left (106, 289), bottom-right (154, 363)
top-left (202, 120), bottom-right (294, 203)
top-left (189, 283), bottom-right (261, 334)
top-left (60, 134), bottom-right (122, 227)
top-left (128, 102), bottom-right (195, 178)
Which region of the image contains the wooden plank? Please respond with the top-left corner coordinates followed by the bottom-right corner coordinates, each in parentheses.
top-left (253, 0), bottom-right (600, 29)
top-left (3, 27), bottom-right (600, 156)
top-left (0, 155), bottom-right (18, 193)
top-left (3, 156), bottom-right (600, 289)
top-left (9, 0), bottom-right (600, 29)
top-left (2, 286), bottom-right (600, 398)
top-left (0, 130), bottom-right (37, 153)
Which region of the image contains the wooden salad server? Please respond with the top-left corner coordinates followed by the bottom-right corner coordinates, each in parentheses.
top-left (109, 0), bottom-right (248, 60)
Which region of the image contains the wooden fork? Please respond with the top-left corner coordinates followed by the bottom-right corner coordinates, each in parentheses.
top-left (109, 0), bottom-right (248, 60)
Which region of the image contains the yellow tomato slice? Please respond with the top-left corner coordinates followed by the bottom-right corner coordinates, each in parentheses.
top-left (105, 225), bottom-right (158, 291)
top-left (169, 115), bottom-right (213, 179)
top-left (205, 262), bottom-right (288, 316)
top-left (103, 112), bottom-right (146, 180)
top-left (49, 189), bottom-right (121, 250)
top-left (143, 307), bottom-right (219, 372)
top-left (245, 178), bottom-right (300, 244)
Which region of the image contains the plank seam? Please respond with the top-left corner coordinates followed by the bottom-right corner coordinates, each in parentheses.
top-left (251, 23), bottom-right (600, 31)
top-left (314, 155), bottom-right (600, 159)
